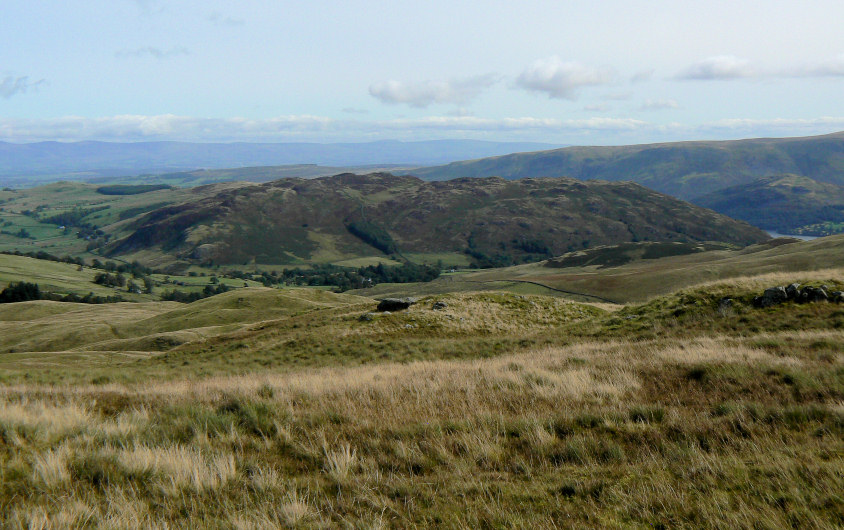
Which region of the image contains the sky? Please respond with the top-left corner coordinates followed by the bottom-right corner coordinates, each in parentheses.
top-left (2, 0), bottom-right (844, 145)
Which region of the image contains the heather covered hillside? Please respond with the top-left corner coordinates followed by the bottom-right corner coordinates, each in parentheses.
top-left (107, 172), bottom-right (768, 268)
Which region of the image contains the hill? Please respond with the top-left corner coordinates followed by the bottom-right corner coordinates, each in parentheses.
top-left (693, 174), bottom-right (844, 236)
top-left (105, 172), bottom-right (768, 268)
top-left (0, 139), bottom-right (560, 185)
top-left (407, 131), bottom-right (844, 200)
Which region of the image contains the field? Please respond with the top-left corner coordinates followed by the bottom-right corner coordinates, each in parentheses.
top-left (0, 256), bottom-right (842, 527)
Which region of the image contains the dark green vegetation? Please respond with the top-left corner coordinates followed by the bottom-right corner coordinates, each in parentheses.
top-left (107, 172), bottom-right (767, 269)
top-left (95, 184), bottom-right (172, 195)
top-left (694, 174), bottom-right (844, 235)
top-left (408, 130), bottom-right (844, 200)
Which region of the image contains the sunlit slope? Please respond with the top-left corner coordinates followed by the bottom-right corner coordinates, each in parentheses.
top-left (0, 253), bottom-right (156, 301)
top-left (0, 288), bottom-right (371, 358)
top-left (351, 235), bottom-right (844, 303)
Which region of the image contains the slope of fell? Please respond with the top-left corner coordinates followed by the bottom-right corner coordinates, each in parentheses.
top-left (693, 174), bottom-right (844, 235)
top-left (408, 131), bottom-right (844, 199)
top-left (106, 172), bottom-right (769, 267)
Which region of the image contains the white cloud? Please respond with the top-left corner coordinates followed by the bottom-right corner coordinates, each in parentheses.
top-left (0, 76), bottom-right (47, 99)
top-left (131, 0), bottom-right (164, 15)
top-left (369, 74), bottom-right (499, 108)
top-left (677, 55), bottom-right (754, 80)
top-left (602, 91), bottom-right (632, 101)
top-left (677, 54), bottom-right (844, 81)
top-left (115, 46), bottom-right (189, 59)
top-left (341, 107), bottom-right (369, 114)
top-left (630, 69), bottom-right (655, 83)
top-left (785, 55), bottom-right (844, 77)
top-left (206, 12), bottom-right (245, 27)
top-left (640, 99), bottom-right (679, 111)
top-left (515, 57), bottom-right (615, 100)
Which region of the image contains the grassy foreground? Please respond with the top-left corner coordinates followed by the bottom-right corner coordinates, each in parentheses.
top-left (0, 272), bottom-right (842, 527)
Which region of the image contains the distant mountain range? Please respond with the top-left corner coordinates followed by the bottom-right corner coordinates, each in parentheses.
top-left (406, 131), bottom-right (844, 200)
top-left (106, 173), bottom-right (769, 268)
top-left (0, 139), bottom-right (560, 184)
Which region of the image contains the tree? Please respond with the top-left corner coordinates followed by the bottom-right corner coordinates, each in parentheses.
top-left (0, 282), bottom-right (41, 303)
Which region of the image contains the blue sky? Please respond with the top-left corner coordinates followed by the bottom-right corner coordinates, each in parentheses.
top-left (2, 0), bottom-right (844, 144)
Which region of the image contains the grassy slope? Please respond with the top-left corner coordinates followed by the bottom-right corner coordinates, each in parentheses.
top-left (353, 235), bottom-right (844, 303)
top-left (0, 288), bottom-right (370, 368)
top-left (0, 270), bottom-right (841, 527)
top-left (408, 131), bottom-right (844, 200)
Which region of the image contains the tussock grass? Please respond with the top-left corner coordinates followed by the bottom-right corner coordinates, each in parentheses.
top-left (0, 274), bottom-right (842, 526)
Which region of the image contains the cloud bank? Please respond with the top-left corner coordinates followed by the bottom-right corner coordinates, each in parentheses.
top-left (2, 114), bottom-right (843, 144)
top-left (640, 99), bottom-right (679, 111)
top-left (678, 54), bottom-right (844, 80)
top-left (677, 56), bottom-right (754, 80)
top-left (115, 46), bottom-right (189, 59)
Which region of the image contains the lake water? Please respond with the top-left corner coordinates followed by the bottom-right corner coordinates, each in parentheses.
top-left (766, 231), bottom-right (818, 241)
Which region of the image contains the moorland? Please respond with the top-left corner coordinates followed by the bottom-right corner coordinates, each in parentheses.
top-left (0, 134), bottom-right (842, 528)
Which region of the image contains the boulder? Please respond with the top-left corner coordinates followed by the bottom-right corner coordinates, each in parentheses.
top-left (431, 301), bottom-right (448, 310)
top-left (831, 291), bottom-right (844, 303)
top-left (799, 286), bottom-right (828, 303)
top-left (785, 283), bottom-right (801, 300)
top-left (753, 286), bottom-right (788, 308)
top-left (377, 297), bottom-right (417, 312)
top-left (358, 312), bottom-right (376, 322)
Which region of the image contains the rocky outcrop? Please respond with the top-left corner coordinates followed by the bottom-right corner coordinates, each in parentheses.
top-left (376, 298), bottom-right (417, 312)
top-left (753, 283), bottom-right (840, 308)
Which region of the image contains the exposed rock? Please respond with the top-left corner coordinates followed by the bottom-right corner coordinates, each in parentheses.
top-left (754, 284), bottom-right (836, 307)
top-left (753, 286), bottom-right (788, 308)
top-left (831, 291), bottom-right (844, 303)
top-left (358, 312), bottom-right (376, 322)
top-left (799, 286), bottom-right (828, 303)
top-left (377, 298), bottom-right (417, 312)
top-left (431, 301), bottom-right (448, 310)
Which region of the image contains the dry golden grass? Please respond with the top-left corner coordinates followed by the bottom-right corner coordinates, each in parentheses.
top-left (0, 272), bottom-right (842, 527)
